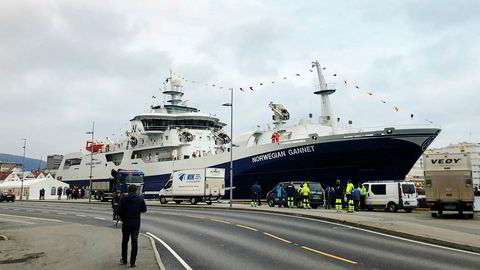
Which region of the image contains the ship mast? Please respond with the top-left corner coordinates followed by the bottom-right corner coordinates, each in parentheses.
top-left (163, 69), bottom-right (184, 105)
top-left (312, 61), bottom-right (336, 129)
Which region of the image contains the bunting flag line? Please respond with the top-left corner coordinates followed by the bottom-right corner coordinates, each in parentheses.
top-left (171, 63), bottom-right (432, 124)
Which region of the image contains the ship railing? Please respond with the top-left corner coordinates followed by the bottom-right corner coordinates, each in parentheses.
top-left (250, 118), bottom-right (440, 135)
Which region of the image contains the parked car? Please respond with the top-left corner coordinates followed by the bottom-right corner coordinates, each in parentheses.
top-left (0, 190), bottom-right (15, 202)
top-left (266, 181), bottom-right (324, 209)
top-left (362, 181), bottom-right (417, 212)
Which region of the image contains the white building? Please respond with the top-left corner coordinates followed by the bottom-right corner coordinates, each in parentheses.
top-left (0, 178), bottom-right (69, 200)
top-left (0, 171), bottom-right (21, 183)
top-left (420, 142), bottom-right (480, 189)
top-left (405, 156), bottom-right (425, 185)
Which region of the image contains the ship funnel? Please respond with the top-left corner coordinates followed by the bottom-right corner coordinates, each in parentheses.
top-left (312, 61), bottom-right (336, 128)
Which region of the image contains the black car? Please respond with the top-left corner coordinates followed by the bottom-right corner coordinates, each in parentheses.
top-left (266, 181), bottom-right (324, 209)
top-left (0, 191), bottom-right (15, 202)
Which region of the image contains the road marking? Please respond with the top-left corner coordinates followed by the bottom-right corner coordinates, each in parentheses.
top-left (210, 218), bottom-right (231, 224)
top-left (263, 232), bottom-right (292, 244)
top-left (235, 224), bottom-right (258, 232)
top-left (146, 232), bottom-right (192, 270)
top-left (76, 214), bottom-right (86, 217)
top-left (57, 212), bottom-right (66, 215)
top-left (301, 246), bottom-right (358, 264)
top-left (13, 208), bottom-right (20, 210)
top-left (141, 233), bottom-right (166, 270)
top-left (94, 217), bottom-right (106, 220)
top-left (26, 209), bottom-right (34, 212)
top-left (3, 218), bottom-right (35, 225)
top-left (0, 213), bottom-right (63, 223)
top-left (183, 214), bottom-right (206, 220)
top-left (41, 211), bottom-right (50, 213)
top-left (235, 210), bottom-right (480, 257)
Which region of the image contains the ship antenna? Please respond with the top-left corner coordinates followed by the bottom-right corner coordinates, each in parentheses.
top-left (312, 60), bottom-right (336, 129)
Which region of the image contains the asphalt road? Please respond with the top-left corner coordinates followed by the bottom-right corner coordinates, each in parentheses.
top-left (1, 201), bottom-right (479, 270)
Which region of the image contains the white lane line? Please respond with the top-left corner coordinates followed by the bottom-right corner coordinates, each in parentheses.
top-left (146, 232), bottom-right (192, 270)
top-left (235, 224), bottom-right (258, 232)
top-left (26, 209), bottom-right (34, 212)
top-left (210, 218), bottom-right (231, 224)
top-left (57, 212), bottom-right (66, 215)
top-left (0, 213), bottom-right (63, 223)
top-left (141, 233), bottom-right (166, 270)
top-left (234, 210), bottom-right (480, 256)
top-left (76, 214), bottom-right (86, 217)
top-left (94, 217), bottom-right (106, 220)
top-left (263, 232), bottom-right (292, 244)
top-left (41, 211), bottom-right (50, 214)
top-left (3, 218), bottom-right (35, 225)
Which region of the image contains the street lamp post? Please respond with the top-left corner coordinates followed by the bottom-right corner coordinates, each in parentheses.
top-left (222, 88), bottom-right (234, 208)
top-left (86, 122), bottom-right (95, 203)
top-left (20, 138), bottom-right (26, 200)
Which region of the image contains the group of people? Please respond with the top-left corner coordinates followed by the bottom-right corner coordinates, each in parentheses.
top-left (324, 180), bottom-right (367, 212)
top-left (251, 182), bottom-right (314, 209)
top-left (65, 186), bottom-right (86, 200)
top-left (250, 179), bottom-right (368, 212)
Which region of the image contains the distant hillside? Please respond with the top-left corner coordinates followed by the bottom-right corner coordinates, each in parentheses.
top-left (0, 153), bottom-right (46, 171)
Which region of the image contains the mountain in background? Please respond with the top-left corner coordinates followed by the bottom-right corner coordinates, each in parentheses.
top-left (0, 153), bottom-right (47, 171)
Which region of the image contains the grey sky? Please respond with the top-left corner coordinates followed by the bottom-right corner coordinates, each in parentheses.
top-left (1, 0), bottom-right (479, 159)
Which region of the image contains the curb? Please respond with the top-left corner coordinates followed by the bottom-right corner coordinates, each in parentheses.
top-left (16, 201), bottom-right (479, 254)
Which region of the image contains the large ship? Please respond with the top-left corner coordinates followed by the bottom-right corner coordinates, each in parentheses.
top-left (55, 61), bottom-right (441, 198)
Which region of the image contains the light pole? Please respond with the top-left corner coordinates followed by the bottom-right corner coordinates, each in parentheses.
top-left (222, 88), bottom-right (234, 208)
top-left (20, 138), bottom-right (26, 200)
top-left (86, 122), bottom-right (94, 203)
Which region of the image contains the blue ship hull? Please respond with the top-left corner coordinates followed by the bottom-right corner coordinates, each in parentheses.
top-left (66, 131), bottom-right (438, 199)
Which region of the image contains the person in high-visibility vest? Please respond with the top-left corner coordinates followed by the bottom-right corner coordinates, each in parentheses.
top-left (285, 183), bottom-right (296, 208)
top-left (334, 180), bottom-right (343, 212)
top-left (299, 182), bottom-right (311, 209)
top-left (360, 184), bottom-right (367, 210)
top-left (346, 180), bottom-right (354, 212)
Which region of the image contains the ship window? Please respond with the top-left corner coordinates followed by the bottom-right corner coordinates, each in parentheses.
top-left (370, 184), bottom-right (386, 195)
top-left (207, 136), bottom-right (211, 140)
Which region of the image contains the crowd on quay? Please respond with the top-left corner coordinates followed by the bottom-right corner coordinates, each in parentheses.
top-left (38, 186), bottom-right (87, 200)
top-left (252, 180), bottom-right (368, 212)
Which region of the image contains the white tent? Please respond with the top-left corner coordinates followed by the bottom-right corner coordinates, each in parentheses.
top-left (0, 178), bottom-right (69, 200)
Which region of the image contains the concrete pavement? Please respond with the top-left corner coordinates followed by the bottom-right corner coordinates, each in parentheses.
top-left (0, 213), bottom-right (159, 269)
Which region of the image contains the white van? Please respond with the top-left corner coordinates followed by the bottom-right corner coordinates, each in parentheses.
top-left (363, 181), bottom-right (418, 212)
top-left (159, 168), bottom-right (225, 205)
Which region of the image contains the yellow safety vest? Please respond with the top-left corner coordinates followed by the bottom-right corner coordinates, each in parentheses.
top-left (346, 183), bottom-right (354, 194)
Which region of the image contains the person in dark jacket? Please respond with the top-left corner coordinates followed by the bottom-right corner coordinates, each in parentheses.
top-left (285, 183), bottom-right (296, 208)
top-left (118, 185), bottom-right (147, 267)
top-left (39, 188), bottom-right (45, 200)
top-left (57, 187), bottom-right (63, 200)
top-left (334, 180), bottom-right (343, 212)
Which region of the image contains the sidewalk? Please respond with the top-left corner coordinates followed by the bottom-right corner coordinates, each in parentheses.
top-left (0, 220), bottom-right (159, 270)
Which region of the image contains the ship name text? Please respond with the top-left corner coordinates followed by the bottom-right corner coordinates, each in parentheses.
top-left (252, 146), bottom-right (315, 163)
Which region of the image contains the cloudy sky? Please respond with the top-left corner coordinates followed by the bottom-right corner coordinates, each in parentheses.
top-left (1, 0), bottom-right (479, 159)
